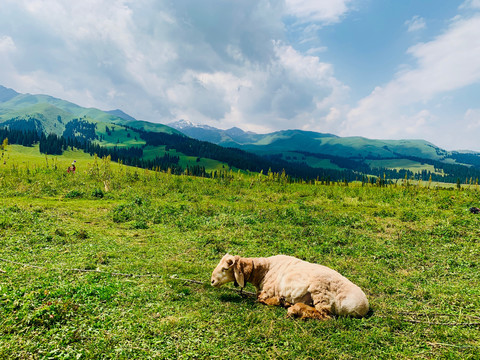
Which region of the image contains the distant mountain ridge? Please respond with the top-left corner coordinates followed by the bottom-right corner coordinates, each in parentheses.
top-left (168, 120), bottom-right (448, 161)
top-left (0, 85), bottom-right (180, 136)
top-left (3, 84), bottom-right (480, 183)
top-left (106, 109), bottom-right (137, 122)
top-left (167, 119), bottom-right (480, 183)
top-left (0, 85), bottom-right (19, 102)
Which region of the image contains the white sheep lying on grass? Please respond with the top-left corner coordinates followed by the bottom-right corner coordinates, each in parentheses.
top-left (211, 254), bottom-right (369, 320)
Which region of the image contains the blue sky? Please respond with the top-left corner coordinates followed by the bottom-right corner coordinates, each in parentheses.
top-left (317, 1), bottom-right (460, 97)
top-left (1, 0), bottom-right (480, 150)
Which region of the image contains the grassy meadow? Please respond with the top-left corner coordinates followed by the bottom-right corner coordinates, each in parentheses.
top-left (0, 145), bottom-right (479, 359)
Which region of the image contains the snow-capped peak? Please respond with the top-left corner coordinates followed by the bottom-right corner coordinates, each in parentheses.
top-left (168, 119), bottom-right (197, 129)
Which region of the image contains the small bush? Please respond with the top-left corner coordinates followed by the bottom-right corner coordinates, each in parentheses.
top-left (131, 220), bottom-right (149, 229)
top-left (75, 229), bottom-right (89, 239)
top-left (91, 188), bottom-right (104, 198)
top-left (112, 204), bottom-right (132, 223)
top-left (65, 189), bottom-right (83, 198)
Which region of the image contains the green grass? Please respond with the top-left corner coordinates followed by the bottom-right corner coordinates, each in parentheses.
top-left (367, 159), bottom-right (439, 174)
top-left (95, 122), bottom-right (146, 148)
top-left (0, 145), bottom-right (479, 359)
top-left (275, 151), bottom-right (343, 170)
top-left (142, 145), bottom-right (228, 172)
top-left (4, 144), bottom-right (93, 169)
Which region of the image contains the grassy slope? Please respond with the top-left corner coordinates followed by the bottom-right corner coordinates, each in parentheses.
top-left (112, 119), bottom-right (182, 136)
top-left (142, 145), bottom-right (227, 172)
top-left (0, 93), bottom-right (228, 172)
top-left (228, 131), bottom-right (445, 161)
top-left (95, 123), bottom-right (147, 148)
top-left (234, 134), bottom-right (450, 174)
top-left (0, 145), bottom-right (479, 359)
top-left (7, 142), bottom-right (229, 176)
top-left (367, 159), bottom-right (439, 174)
top-left (278, 151), bottom-right (343, 170)
top-left (0, 94), bottom-right (122, 124)
top-left (4, 144), bottom-right (94, 169)
top-left (0, 93), bottom-right (179, 138)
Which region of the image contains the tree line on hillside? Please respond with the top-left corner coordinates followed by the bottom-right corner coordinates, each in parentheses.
top-left (3, 123), bottom-right (480, 184)
top-left (1, 118), bottom-right (43, 133)
top-left (63, 118), bottom-right (98, 141)
top-left (0, 124), bottom-right (360, 180)
top-left (295, 151), bottom-right (480, 184)
top-left (137, 128), bottom-right (365, 181)
top-left (0, 127), bottom-right (40, 147)
top-left (0, 126), bottom-right (182, 174)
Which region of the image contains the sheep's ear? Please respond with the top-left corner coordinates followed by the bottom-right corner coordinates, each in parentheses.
top-left (225, 255), bottom-right (234, 268)
top-left (233, 256), bottom-right (245, 288)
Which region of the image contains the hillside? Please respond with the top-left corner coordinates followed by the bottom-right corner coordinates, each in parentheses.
top-left (168, 120), bottom-right (480, 178)
top-left (0, 86), bottom-right (181, 137)
top-left (168, 120), bottom-right (449, 160)
top-left (0, 86), bottom-right (229, 175)
top-left (3, 85), bottom-right (480, 183)
top-left (0, 86), bottom-right (383, 181)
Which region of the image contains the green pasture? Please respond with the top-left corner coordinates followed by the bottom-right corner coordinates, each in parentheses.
top-left (1, 144), bottom-right (128, 174)
top-left (95, 123), bottom-right (146, 148)
top-left (142, 145), bottom-right (227, 172)
top-left (278, 151), bottom-right (343, 170)
top-left (0, 145), bottom-right (479, 359)
top-left (3, 144), bottom-right (93, 169)
top-left (367, 159), bottom-right (439, 175)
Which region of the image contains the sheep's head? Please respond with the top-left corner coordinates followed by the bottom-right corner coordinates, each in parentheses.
top-left (211, 254), bottom-right (238, 288)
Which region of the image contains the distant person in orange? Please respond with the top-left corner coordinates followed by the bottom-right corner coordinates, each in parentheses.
top-left (67, 160), bottom-right (76, 173)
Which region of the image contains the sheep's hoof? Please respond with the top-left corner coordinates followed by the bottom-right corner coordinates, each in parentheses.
top-left (287, 303), bottom-right (331, 320)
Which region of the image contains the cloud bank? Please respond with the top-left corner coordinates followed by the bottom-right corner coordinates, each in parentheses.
top-left (0, 0), bottom-right (352, 133)
top-left (344, 8), bottom-right (480, 149)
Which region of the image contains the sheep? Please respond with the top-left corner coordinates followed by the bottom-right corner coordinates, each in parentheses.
top-left (211, 254), bottom-right (369, 320)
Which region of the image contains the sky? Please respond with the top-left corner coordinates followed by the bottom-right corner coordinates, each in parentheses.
top-left (1, 0), bottom-right (480, 150)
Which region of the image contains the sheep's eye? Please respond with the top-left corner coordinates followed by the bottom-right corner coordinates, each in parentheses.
top-left (222, 268), bottom-right (228, 272)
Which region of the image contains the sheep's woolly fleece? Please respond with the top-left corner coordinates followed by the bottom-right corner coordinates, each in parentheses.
top-left (211, 254), bottom-right (369, 320)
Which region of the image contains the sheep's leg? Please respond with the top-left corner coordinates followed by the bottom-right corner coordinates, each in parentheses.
top-left (257, 292), bottom-right (292, 308)
top-left (260, 296), bottom-right (283, 306)
top-left (287, 303), bottom-right (331, 320)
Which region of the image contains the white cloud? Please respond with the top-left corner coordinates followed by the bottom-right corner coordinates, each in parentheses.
top-left (0, 0), bottom-right (351, 134)
top-left (231, 42), bottom-right (349, 131)
top-left (466, 108), bottom-right (480, 128)
top-left (459, 0), bottom-right (480, 10)
top-left (284, 0), bottom-right (353, 23)
top-left (345, 14), bottom-right (480, 141)
top-left (405, 15), bottom-right (426, 32)
top-left (0, 35), bottom-right (16, 52)
top-left (306, 46), bottom-right (328, 55)
top-left (163, 42), bottom-right (349, 132)
top-left (0, 35), bottom-right (18, 87)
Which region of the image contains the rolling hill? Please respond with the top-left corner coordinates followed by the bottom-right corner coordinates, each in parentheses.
top-left (2, 84), bottom-right (480, 183)
top-left (168, 120), bottom-right (449, 161)
top-left (0, 85), bottom-right (317, 179)
top-left (168, 120), bottom-right (480, 177)
top-left (0, 85), bottom-right (180, 137)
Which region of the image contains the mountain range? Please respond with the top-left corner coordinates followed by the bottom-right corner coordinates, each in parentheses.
top-left (2, 84), bottom-right (480, 183)
top-left (167, 119), bottom-right (448, 159)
